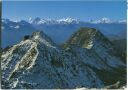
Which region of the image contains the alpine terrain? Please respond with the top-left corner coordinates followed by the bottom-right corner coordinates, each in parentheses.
top-left (1, 27), bottom-right (126, 89)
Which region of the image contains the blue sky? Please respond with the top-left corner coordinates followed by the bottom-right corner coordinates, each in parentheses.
top-left (2, 1), bottom-right (126, 21)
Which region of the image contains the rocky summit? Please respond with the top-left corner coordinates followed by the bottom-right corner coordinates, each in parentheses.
top-left (1, 27), bottom-right (126, 89)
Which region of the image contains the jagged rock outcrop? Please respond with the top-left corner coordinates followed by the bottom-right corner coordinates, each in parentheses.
top-left (1, 27), bottom-right (126, 89)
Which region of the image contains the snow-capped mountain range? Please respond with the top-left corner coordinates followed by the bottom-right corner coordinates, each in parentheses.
top-left (2, 17), bottom-right (126, 48)
top-left (89, 17), bottom-right (126, 24)
top-left (28, 17), bottom-right (126, 25)
top-left (3, 17), bottom-right (125, 25)
top-left (1, 28), bottom-right (126, 89)
top-left (28, 17), bottom-right (80, 25)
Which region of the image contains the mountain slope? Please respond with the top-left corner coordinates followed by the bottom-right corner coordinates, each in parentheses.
top-left (1, 27), bottom-right (126, 89)
top-left (2, 31), bottom-right (104, 89)
top-left (111, 39), bottom-right (127, 63)
top-left (62, 27), bottom-right (126, 86)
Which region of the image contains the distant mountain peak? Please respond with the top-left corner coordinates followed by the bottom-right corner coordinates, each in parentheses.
top-left (118, 19), bottom-right (126, 23)
top-left (29, 17), bottom-right (43, 24)
top-left (89, 17), bottom-right (126, 24)
top-left (90, 17), bottom-right (111, 24)
top-left (100, 17), bottom-right (111, 23)
top-left (57, 17), bottom-right (80, 24)
top-left (2, 19), bottom-right (11, 24)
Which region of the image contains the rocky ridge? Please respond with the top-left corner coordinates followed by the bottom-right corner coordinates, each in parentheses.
top-left (1, 27), bottom-right (126, 89)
